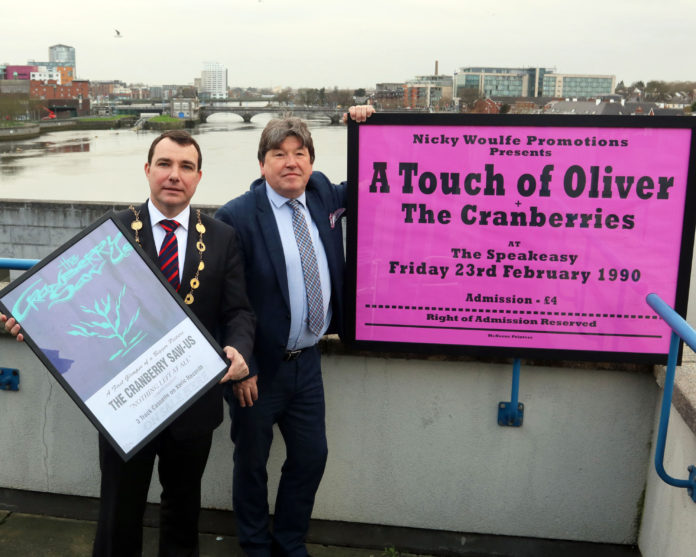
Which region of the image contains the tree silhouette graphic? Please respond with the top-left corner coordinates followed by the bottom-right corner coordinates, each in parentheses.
top-left (67, 285), bottom-right (147, 361)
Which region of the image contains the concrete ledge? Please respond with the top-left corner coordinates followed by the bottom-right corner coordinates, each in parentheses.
top-left (0, 198), bottom-right (218, 216)
top-left (0, 200), bottom-right (220, 265)
top-left (654, 346), bottom-right (696, 436)
top-left (0, 488), bottom-right (640, 557)
top-left (0, 125), bottom-right (40, 141)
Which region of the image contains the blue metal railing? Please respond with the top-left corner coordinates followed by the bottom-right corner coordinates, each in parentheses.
top-left (0, 259), bottom-right (37, 387)
top-left (0, 258), bottom-right (39, 271)
top-left (646, 293), bottom-right (696, 502)
top-left (498, 358), bottom-right (524, 426)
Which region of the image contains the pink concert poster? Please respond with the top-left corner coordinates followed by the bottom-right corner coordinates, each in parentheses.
top-left (346, 114), bottom-right (696, 363)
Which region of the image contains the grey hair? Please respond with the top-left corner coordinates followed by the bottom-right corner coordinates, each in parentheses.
top-left (257, 117), bottom-right (315, 164)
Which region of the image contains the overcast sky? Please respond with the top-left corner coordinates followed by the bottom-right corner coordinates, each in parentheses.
top-left (3, 0), bottom-right (693, 89)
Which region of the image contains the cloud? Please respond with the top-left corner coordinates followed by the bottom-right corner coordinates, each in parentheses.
top-left (2, 0), bottom-right (693, 87)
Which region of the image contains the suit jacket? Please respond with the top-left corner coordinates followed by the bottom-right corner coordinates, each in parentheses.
top-left (215, 172), bottom-right (346, 386)
top-left (116, 202), bottom-right (255, 439)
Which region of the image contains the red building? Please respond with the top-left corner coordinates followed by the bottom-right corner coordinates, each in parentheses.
top-left (471, 98), bottom-right (500, 114)
top-left (30, 79), bottom-right (90, 117)
top-left (30, 79), bottom-right (89, 100)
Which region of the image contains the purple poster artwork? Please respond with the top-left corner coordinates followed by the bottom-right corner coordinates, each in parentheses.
top-left (351, 120), bottom-right (695, 362)
top-left (1, 219), bottom-right (186, 399)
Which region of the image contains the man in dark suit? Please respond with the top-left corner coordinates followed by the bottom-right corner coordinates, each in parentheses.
top-left (92, 130), bottom-right (256, 557)
top-left (87, 130), bottom-right (254, 557)
top-left (215, 107), bottom-right (373, 557)
top-left (2, 131), bottom-right (256, 556)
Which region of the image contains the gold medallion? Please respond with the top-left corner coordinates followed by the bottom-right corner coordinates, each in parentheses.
top-left (196, 241), bottom-right (206, 252)
top-left (129, 205), bottom-right (143, 244)
top-left (196, 223), bottom-right (206, 234)
top-left (185, 293), bottom-right (194, 305)
top-left (190, 278), bottom-right (200, 289)
top-left (198, 261), bottom-right (205, 271)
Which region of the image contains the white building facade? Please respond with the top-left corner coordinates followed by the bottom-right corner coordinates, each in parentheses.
top-left (200, 62), bottom-right (227, 100)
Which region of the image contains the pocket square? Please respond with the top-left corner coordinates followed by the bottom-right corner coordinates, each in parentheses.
top-left (329, 208), bottom-right (346, 229)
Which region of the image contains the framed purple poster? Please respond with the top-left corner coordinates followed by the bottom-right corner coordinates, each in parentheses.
top-left (346, 114), bottom-right (696, 364)
top-left (0, 213), bottom-right (227, 460)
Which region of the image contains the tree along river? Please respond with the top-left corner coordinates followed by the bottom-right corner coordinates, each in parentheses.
top-left (0, 115), bottom-right (350, 206)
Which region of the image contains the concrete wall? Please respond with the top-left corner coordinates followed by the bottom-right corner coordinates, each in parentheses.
top-left (4, 199), bottom-right (696, 550)
top-left (0, 201), bottom-right (128, 263)
top-left (318, 355), bottom-right (655, 543)
top-left (638, 350), bottom-right (696, 557)
top-left (639, 399), bottom-right (696, 557)
top-left (0, 334), bottom-right (657, 545)
top-left (0, 125), bottom-right (40, 142)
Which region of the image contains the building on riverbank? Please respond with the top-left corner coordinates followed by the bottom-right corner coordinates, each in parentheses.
top-left (453, 66), bottom-right (616, 100)
top-left (48, 44), bottom-right (76, 75)
top-left (199, 62), bottom-right (227, 101)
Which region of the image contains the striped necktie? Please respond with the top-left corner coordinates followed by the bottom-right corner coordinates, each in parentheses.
top-left (158, 219), bottom-right (180, 291)
top-left (287, 199), bottom-right (324, 336)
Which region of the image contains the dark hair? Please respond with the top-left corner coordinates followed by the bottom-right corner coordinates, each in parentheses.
top-left (257, 117), bottom-right (315, 164)
top-left (148, 130), bottom-right (202, 170)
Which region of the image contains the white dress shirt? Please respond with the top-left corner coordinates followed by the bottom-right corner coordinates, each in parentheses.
top-left (148, 199), bottom-right (190, 280)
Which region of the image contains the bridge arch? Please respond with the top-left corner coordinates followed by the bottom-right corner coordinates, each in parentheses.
top-left (198, 106), bottom-right (343, 125)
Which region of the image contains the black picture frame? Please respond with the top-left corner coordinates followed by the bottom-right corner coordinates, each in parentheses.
top-left (0, 212), bottom-right (227, 460)
top-left (345, 113), bottom-right (696, 365)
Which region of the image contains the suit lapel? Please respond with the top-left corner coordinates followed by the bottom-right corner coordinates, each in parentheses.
top-left (137, 203), bottom-right (158, 263)
top-left (181, 210), bottom-right (199, 290)
top-left (255, 185), bottom-right (291, 309)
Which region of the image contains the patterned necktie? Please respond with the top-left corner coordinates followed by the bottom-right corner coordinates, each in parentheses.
top-left (158, 220), bottom-right (180, 291)
top-left (287, 199), bottom-right (324, 335)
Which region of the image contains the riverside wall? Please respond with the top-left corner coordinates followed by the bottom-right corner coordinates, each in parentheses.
top-left (0, 125), bottom-right (40, 142)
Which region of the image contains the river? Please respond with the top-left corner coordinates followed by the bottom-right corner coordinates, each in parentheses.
top-left (0, 114), bottom-right (350, 206)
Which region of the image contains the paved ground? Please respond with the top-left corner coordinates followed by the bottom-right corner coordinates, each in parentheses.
top-left (0, 510), bottom-right (428, 557)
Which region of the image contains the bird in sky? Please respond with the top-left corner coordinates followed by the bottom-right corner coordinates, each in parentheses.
top-left (114, 29), bottom-right (122, 38)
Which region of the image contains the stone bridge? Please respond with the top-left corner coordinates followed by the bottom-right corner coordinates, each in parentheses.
top-left (198, 105), bottom-right (344, 124)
